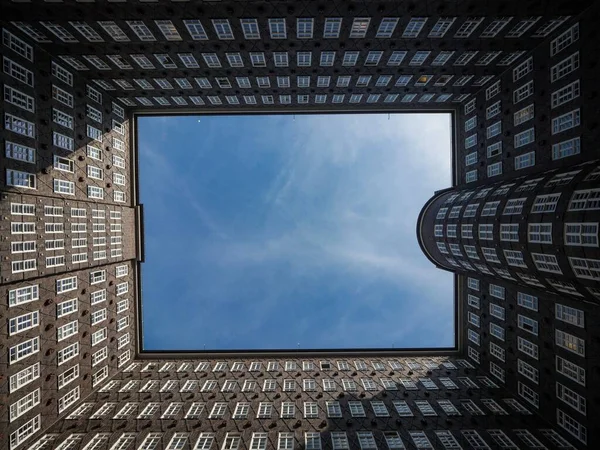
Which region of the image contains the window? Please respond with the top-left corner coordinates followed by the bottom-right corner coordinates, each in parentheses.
top-left (302, 402), bottom-right (318, 419)
top-left (490, 302), bottom-right (506, 320)
top-left (410, 51), bottom-right (430, 66)
top-left (467, 279), bottom-right (479, 292)
top-left (274, 433), bottom-right (295, 450)
top-left (9, 336), bottom-right (39, 365)
top-left (349, 18), bottom-right (370, 38)
top-left (502, 198), bottom-right (526, 216)
top-left (354, 432), bottom-right (377, 450)
top-left (513, 81), bottom-right (534, 104)
top-left (555, 303), bottom-right (585, 328)
top-left (556, 329), bottom-right (585, 356)
top-left (517, 359), bottom-right (539, 384)
top-left (552, 109), bottom-right (581, 134)
top-left (552, 137), bottom-right (580, 160)
top-left (500, 224), bottom-right (519, 241)
top-left (478, 224), bottom-right (493, 240)
top-left (518, 337), bottom-right (538, 360)
top-left (518, 315), bottom-right (538, 336)
top-left (557, 409), bottom-right (587, 444)
top-left (9, 388), bottom-right (40, 422)
top-left (556, 355), bottom-right (585, 387)
top-left (296, 52), bottom-right (311, 67)
top-left (211, 19), bottom-right (234, 40)
top-left (9, 415), bottom-right (40, 450)
top-left (556, 382), bottom-right (586, 415)
top-left (268, 18), bottom-right (287, 39)
top-left (532, 253), bottom-right (562, 273)
top-left (409, 431), bottom-right (433, 449)
top-left (552, 80), bottom-right (580, 108)
top-left (565, 223), bottom-right (598, 247)
top-left (487, 162), bottom-right (502, 177)
top-left (9, 362), bottom-right (40, 393)
top-left (57, 320), bottom-right (78, 341)
top-left (11, 240), bottom-right (36, 254)
top-left (514, 104), bottom-right (534, 126)
top-left (513, 57), bottom-right (533, 82)
top-left (449, 206), bottom-right (462, 219)
top-left (365, 51), bottom-right (383, 66)
top-left (551, 52), bottom-right (579, 82)
top-left (552, 23), bottom-right (579, 56)
top-left (250, 53), bottom-right (266, 67)
top-left (514, 128), bottom-right (535, 148)
top-left (481, 201), bottom-right (499, 216)
top-left (515, 151), bottom-right (535, 169)
top-left (5, 85), bottom-right (35, 112)
top-left (3, 29), bottom-right (34, 60)
top-left (6, 114), bottom-right (36, 139)
top-left (468, 312), bottom-right (480, 328)
top-left (58, 386), bottom-right (80, 414)
top-left (371, 17), bottom-right (399, 38)
top-left (426, 17), bottom-right (455, 38)
top-left (295, 18), bottom-right (314, 39)
top-left (486, 122), bottom-right (501, 140)
top-left (315, 16), bottom-right (343, 39)
top-left (489, 323), bottom-right (505, 341)
top-left (403, 17), bottom-right (427, 38)
top-left (531, 193), bottom-right (561, 213)
top-left (7, 169), bottom-right (36, 189)
top-left (333, 401), bottom-right (361, 420)
top-left (10, 202), bottom-right (35, 216)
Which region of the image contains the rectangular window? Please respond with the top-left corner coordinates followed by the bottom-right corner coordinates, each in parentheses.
top-left (10, 362), bottom-right (40, 394)
top-left (513, 81), bottom-right (534, 104)
top-left (556, 355), bottom-right (585, 386)
top-left (552, 109), bottom-right (581, 134)
top-left (531, 193), bottom-right (561, 213)
top-left (514, 104), bottom-right (534, 126)
top-left (478, 224), bottom-right (493, 240)
top-left (6, 113), bottom-right (36, 139)
top-left (532, 253), bottom-right (562, 273)
top-left (556, 382), bottom-right (586, 415)
top-left (513, 57), bottom-right (533, 82)
top-left (557, 409), bottom-right (587, 444)
top-left (57, 320), bottom-right (78, 341)
top-left (500, 224), bottom-right (519, 241)
top-left (551, 52), bottom-right (579, 83)
top-left (9, 311), bottom-right (39, 336)
top-left (3, 29), bottom-right (34, 61)
top-left (515, 151), bottom-right (535, 169)
top-left (518, 315), bottom-right (538, 336)
top-left (514, 128), bottom-right (535, 148)
top-left (556, 329), bottom-right (585, 356)
top-left (552, 137), bottom-right (580, 160)
top-left (487, 162), bottom-right (502, 177)
top-left (518, 337), bottom-right (538, 359)
top-left (5, 85), bottom-right (35, 112)
top-left (552, 23), bottom-right (579, 56)
top-left (565, 222), bottom-right (598, 247)
top-left (552, 80), bottom-right (580, 108)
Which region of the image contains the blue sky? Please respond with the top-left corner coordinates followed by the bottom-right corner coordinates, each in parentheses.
top-left (139, 114), bottom-right (453, 350)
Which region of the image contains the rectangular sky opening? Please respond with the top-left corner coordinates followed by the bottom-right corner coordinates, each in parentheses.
top-left (138, 113), bottom-right (454, 351)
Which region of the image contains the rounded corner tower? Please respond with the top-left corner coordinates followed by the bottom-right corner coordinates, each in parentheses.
top-left (416, 188), bottom-right (457, 273)
top-left (416, 162), bottom-right (600, 303)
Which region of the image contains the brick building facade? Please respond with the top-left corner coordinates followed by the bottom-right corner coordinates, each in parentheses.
top-left (1, 0), bottom-right (599, 449)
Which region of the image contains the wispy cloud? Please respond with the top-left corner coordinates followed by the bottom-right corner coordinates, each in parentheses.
top-left (138, 114), bottom-right (454, 350)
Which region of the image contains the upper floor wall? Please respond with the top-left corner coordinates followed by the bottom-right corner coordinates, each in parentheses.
top-left (2, 1), bottom-right (594, 112)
